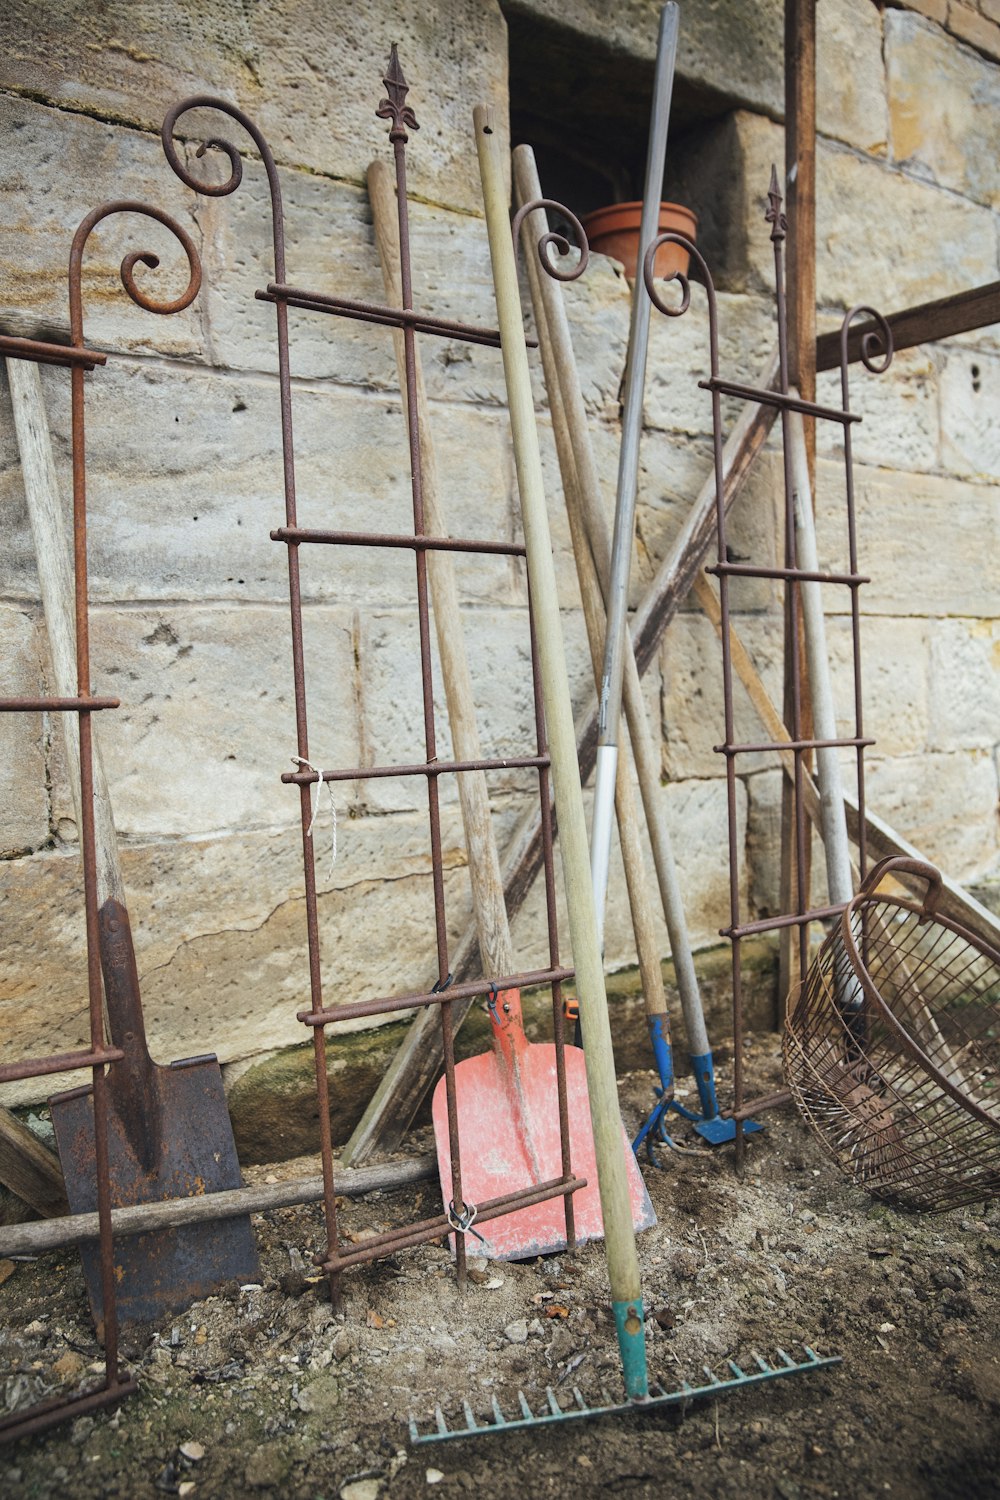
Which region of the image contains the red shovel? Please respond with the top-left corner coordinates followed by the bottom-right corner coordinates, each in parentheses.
top-left (432, 986), bottom-right (655, 1260)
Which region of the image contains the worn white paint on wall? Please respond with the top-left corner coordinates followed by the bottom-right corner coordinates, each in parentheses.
top-left (0, 0), bottom-right (997, 1100)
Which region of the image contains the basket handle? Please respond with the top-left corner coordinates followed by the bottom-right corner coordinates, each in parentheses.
top-left (856, 855), bottom-right (943, 920)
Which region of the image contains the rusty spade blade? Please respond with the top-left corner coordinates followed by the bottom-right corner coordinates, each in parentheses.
top-left (50, 898), bottom-right (259, 1328)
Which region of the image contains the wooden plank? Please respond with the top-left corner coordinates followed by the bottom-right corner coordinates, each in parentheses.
top-left (343, 362), bottom-right (780, 1166)
top-left (0, 1152), bottom-right (435, 1258)
top-left (0, 1110), bottom-right (68, 1218)
top-left (816, 281), bottom-right (1000, 372)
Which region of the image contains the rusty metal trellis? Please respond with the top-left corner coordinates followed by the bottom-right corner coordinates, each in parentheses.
top-left (162, 49), bottom-right (586, 1303)
top-left (642, 167), bottom-right (893, 1167)
top-left (0, 201), bottom-right (200, 1442)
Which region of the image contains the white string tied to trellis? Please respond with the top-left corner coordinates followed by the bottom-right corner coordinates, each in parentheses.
top-left (291, 755), bottom-right (338, 883)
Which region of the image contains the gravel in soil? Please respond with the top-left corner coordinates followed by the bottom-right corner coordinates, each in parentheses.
top-left (1, 1036), bottom-right (999, 1498)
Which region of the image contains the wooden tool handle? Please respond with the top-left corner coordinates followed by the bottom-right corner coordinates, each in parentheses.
top-left (475, 105), bottom-right (646, 1395)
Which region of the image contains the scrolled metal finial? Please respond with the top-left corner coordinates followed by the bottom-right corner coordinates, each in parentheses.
top-left (842, 303), bottom-right (894, 377)
top-left (642, 234), bottom-right (693, 318)
top-left (765, 164), bottom-right (787, 244)
top-left (510, 198), bottom-right (589, 283)
top-left (68, 201), bottom-right (202, 347)
top-left (377, 43), bottom-right (419, 141)
top-left (161, 94), bottom-right (287, 283)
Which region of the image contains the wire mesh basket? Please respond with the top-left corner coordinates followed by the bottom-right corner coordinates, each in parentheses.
top-left (784, 857), bottom-right (1000, 1212)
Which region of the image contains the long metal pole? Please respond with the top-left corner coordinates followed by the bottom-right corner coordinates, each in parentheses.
top-left (591, 2), bottom-right (679, 947)
top-left (475, 105), bottom-right (648, 1400)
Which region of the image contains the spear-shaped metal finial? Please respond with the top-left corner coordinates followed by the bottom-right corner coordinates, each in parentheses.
top-left (765, 164), bottom-right (787, 243)
top-left (377, 43), bottom-right (420, 142)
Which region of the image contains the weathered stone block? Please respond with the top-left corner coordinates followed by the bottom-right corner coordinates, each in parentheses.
top-left (947, 0), bottom-right (1000, 60)
top-left (815, 345), bottom-right (939, 476)
top-left (504, 0), bottom-right (784, 121)
top-left (817, 0), bottom-right (889, 156)
top-left (887, 10), bottom-right (1000, 207)
top-left (0, 363), bottom-right (519, 610)
top-left (826, 614), bottom-right (931, 756)
top-left (814, 461), bottom-right (1000, 618)
top-left (939, 345), bottom-right (1000, 480)
top-left (0, 801), bottom-right (505, 1105)
top-left (44, 605), bottom-right (359, 839)
top-left (193, 158), bottom-right (512, 407)
top-left (660, 612), bottom-right (785, 783)
top-left (927, 617), bottom-right (1000, 750)
top-left (675, 110), bottom-right (998, 310)
top-left (864, 748), bottom-right (999, 883)
top-left (0, 606), bottom-right (49, 855)
top-left (644, 290), bottom-right (777, 440)
top-left (0, 0), bottom-right (508, 216)
top-left (0, 96), bottom-right (204, 356)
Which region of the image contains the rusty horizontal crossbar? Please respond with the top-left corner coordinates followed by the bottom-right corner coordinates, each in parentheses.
top-left (271, 526), bottom-right (526, 558)
top-left (707, 562), bottom-right (869, 587)
top-left (698, 376), bottom-right (860, 425)
top-left (282, 754), bottom-right (549, 785)
top-left (721, 903), bottom-right (847, 940)
top-left (0, 1376), bottom-right (138, 1444)
top-left (323, 1174), bottom-right (587, 1272)
top-left (0, 696), bottom-right (119, 713)
top-left (0, 333), bottom-right (107, 370)
top-left (0, 1046), bottom-right (125, 1086)
top-left (714, 735), bottom-right (875, 757)
top-left (297, 966), bottom-right (575, 1028)
top-left (259, 282), bottom-right (538, 348)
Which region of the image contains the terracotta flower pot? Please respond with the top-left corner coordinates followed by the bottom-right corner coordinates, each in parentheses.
top-left (580, 200), bottom-right (698, 281)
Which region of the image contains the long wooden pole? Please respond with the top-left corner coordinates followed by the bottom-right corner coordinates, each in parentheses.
top-left (475, 105), bottom-right (647, 1398)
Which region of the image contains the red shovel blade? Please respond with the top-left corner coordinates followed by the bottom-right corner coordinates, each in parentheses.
top-left (432, 1002), bottom-right (655, 1260)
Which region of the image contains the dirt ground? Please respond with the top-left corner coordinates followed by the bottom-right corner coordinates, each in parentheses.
top-left (2, 1032), bottom-right (999, 1499)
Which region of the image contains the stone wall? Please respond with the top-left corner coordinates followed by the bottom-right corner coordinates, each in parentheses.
top-left (0, 0), bottom-right (997, 1111)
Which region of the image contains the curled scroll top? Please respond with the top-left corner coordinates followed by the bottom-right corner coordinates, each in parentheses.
top-left (68, 201), bottom-right (202, 346)
top-left (511, 198), bottom-right (589, 283)
top-left (377, 44), bottom-right (420, 140)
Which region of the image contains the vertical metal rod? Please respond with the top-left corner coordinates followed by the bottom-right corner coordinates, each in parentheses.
top-left (591, 2), bottom-right (679, 947)
top-left (385, 50), bottom-right (465, 1288)
top-left (70, 358), bottom-right (120, 1383)
top-left (841, 347), bottom-right (867, 885)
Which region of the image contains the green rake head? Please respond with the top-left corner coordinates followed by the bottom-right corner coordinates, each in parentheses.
top-left (408, 1344), bottom-right (841, 1445)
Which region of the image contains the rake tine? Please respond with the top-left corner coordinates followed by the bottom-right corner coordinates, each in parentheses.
top-left (545, 1387), bottom-right (563, 1417)
top-left (753, 1352), bottom-right (771, 1373)
top-left (434, 1405), bottom-right (450, 1436)
top-left (802, 1345), bottom-right (819, 1364)
top-left (491, 1396), bottom-right (506, 1428)
top-left (776, 1348), bottom-right (795, 1368)
top-left (518, 1391), bottom-right (534, 1421)
top-left (703, 1366), bottom-right (721, 1385)
top-left (408, 1416), bottom-right (420, 1443)
top-left (462, 1399), bottom-right (478, 1431)
top-left (572, 1387), bottom-right (588, 1411)
top-left (727, 1360), bottom-right (745, 1379)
